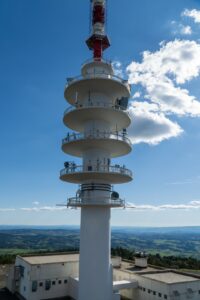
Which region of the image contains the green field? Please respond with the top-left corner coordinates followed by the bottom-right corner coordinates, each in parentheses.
top-left (0, 226), bottom-right (200, 259)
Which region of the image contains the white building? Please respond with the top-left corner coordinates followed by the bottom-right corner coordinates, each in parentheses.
top-left (6, 253), bottom-right (200, 300)
top-left (7, 254), bottom-right (79, 300)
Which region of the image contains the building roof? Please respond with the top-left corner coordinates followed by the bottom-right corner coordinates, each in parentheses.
top-left (119, 260), bottom-right (161, 273)
top-left (142, 271), bottom-right (200, 284)
top-left (19, 254), bottom-right (79, 265)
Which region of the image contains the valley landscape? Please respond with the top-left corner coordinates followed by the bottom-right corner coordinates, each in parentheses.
top-left (0, 226), bottom-right (199, 258)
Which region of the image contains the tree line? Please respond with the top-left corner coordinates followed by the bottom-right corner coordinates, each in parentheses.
top-left (0, 247), bottom-right (200, 271)
top-left (111, 247), bottom-right (200, 270)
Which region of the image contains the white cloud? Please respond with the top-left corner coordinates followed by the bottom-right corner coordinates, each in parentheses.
top-left (112, 60), bottom-right (123, 77)
top-left (126, 200), bottom-right (200, 211)
top-left (171, 21), bottom-right (192, 35)
top-left (180, 25), bottom-right (192, 35)
top-left (0, 208), bottom-right (16, 212)
top-left (127, 40), bottom-right (200, 86)
top-left (128, 102), bottom-right (183, 145)
top-left (166, 176), bottom-right (200, 185)
top-left (182, 9), bottom-right (200, 23)
top-left (20, 206), bottom-right (67, 212)
top-left (126, 39), bottom-right (200, 144)
top-left (32, 201), bottom-right (39, 206)
top-left (132, 92), bottom-right (141, 99)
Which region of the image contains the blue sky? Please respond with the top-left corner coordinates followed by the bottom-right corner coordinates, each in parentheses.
top-left (0, 0), bottom-right (200, 226)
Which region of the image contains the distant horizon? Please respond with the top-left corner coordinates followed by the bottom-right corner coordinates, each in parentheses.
top-left (0, 224), bottom-right (200, 229)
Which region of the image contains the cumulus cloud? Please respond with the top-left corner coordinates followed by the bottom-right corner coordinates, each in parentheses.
top-left (126, 200), bottom-right (200, 211)
top-left (182, 9), bottom-right (200, 23)
top-left (112, 61), bottom-right (124, 77)
top-left (171, 21), bottom-right (192, 35)
top-left (126, 39), bottom-right (200, 144)
top-left (180, 25), bottom-right (192, 35)
top-left (128, 102), bottom-right (183, 145)
top-left (127, 40), bottom-right (200, 86)
top-left (32, 201), bottom-right (39, 206)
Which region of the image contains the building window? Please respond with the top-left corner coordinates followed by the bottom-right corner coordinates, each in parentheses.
top-left (39, 282), bottom-right (43, 287)
top-left (148, 289), bottom-right (151, 294)
top-left (143, 288), bottom-right (146, 292)
top-left (164, 295), bottom-right (168, 299)
top-left (19, 266), bottom-right (25, 277)
top-left (153, 291), bottom-right (156, 295)
top-left (52, 281), bottom-right (56, 285)
top-left (173, 291), bottom-right (180, 297)
top-left (45, 280), bottom-right (51, 290)
top-left (158, 293), bottom-right (162, 297)
top-left (58, 280), bottom-right (62, 284)
top-left (64, 279), bottom-right (68, 284)
top-left (32, 281), bottom-right (37, 292)
top-left (24, 286), bottom-right (26, 291)
top-left (199, 290), bottom-right (200, 294)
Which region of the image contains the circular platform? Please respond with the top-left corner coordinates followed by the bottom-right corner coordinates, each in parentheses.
top-left (60, 165), bottom-right (133, 184)
top-left (64, 75), bottom-right (131, 105)
top-left (67, 197), bottom-right (125, 208)
top-left (61, 131), bottom-right (132, 157)
top-left (63, 105), bottom-right (131, 132)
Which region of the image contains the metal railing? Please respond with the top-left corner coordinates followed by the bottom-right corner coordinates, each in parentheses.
top-left (62, 131), bottom-right (132, 147)
top-left (66, 71), bottom-right (130, 91)
top-left (63, 101), bottom-right (129, 115)
top-left (67, 196), bottom-right (125, 207)
top-left (81, 58), bottom-right (112, 67)
top-left (60, 164), bottom-right (132, 178)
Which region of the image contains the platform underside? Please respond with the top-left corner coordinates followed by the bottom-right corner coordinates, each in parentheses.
top-left (63, 107), bottom-right (131, 132)
top-left (62, 138), bottom-right (131, 158)
top-left (60, 171), bottom-right (132, 184)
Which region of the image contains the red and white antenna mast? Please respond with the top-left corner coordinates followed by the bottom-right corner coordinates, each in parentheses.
top-left (86, 0), bottom-right (110, 61)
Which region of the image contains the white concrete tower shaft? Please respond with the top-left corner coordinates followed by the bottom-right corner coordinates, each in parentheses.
top-left (60, 2), bottom-right (132, 300)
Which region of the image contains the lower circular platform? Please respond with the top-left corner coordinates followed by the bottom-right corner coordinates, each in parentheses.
top-left (60, 165), bottom-right (133, 184)
top-left (67, 197), bottom-right (125, 208)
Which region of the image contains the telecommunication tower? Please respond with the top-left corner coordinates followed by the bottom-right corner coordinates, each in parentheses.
top-left (60, 1), bottom-right (132, 299)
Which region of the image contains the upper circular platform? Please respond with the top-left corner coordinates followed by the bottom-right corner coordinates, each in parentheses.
top-left (81, 59), bottom-right (114, 77)
top-left (64, 73), bottom-right (131, 105)
top-left (63, 103), bottom-right (131, 132)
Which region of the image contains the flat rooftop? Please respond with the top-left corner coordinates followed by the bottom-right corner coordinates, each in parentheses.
top-left (20, 254), bottom-right (79, 265)
top-left (119, 260), bottom-right (161, 273)
top-left (142, 272), bottom-right (200, 284)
